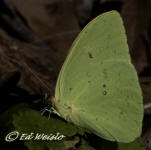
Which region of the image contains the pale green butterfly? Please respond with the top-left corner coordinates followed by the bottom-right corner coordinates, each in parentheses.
top-left (52, 11), bottom-right (143, 143)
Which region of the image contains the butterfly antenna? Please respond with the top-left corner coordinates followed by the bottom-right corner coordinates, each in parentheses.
top-left (22, 60), bottom-right (51, 93)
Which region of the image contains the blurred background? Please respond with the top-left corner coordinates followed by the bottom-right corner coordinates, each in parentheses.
top-left (0, 0), bottom-right (151, 149)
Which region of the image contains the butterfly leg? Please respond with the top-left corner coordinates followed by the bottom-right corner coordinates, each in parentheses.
top-left (51, 107), bottom-right (61, 117)
top-left (40, 107), bottom-right (61, 118)
top-left (40, 107), bottom-right (52, 118)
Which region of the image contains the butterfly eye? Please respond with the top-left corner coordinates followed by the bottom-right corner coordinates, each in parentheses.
top-left (103, 84), bottom-right (106, 88)
top-left (88, 52), bottom-right (93, 58)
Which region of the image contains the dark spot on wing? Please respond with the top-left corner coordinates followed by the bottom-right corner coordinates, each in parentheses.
top-left (67, 106), bottom-right (72, 112)
top-left (96, 118), bottom-right (98, 121)
top-left (103, 84), bottom-right (106, 88)
top-left (67, 106), bottom-right (72, 109)
top-left (88, 52), bottom-right (93, 58)
top-left (69, 88), bottom-right (72, 91)
top-left (103, 91), bottom-right (107, 95)
top-left (120, 111), bottom-right (123, 115)
top-left (88, 81), bottom-right (91, 83)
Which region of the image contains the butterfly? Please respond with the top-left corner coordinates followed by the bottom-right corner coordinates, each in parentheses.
top-left (51, 11), bottom-right (143, 143)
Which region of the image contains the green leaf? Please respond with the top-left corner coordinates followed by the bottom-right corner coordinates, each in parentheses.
top-left (13, 109), bottom-right (84, 137)
top-left (25, 141), bottom-right (66, 150)
top-left (12, 109), bottom-right (84, 150)
top-left (0, 103), bottom-right (29, 135)
top-left (0, 104), bottom-right (84, 150)
top-left (64, 136), bottom-right (80, 149)
top-left (25, 142), bottom-right (47, 150)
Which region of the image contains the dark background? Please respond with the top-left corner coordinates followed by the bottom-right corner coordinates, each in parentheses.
top-left (0, 0), bottom-right (151, 149)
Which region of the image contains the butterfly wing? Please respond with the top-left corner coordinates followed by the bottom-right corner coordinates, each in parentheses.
top-left (54, 11), bottom-right (143, 142)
